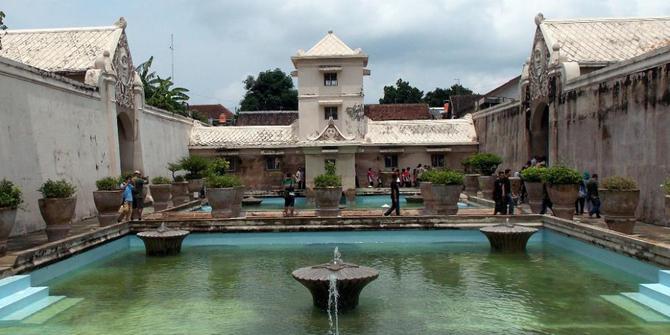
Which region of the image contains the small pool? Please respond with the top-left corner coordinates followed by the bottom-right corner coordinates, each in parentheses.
top-left (2, 230), bottom-right (668, 334)
top-left (196, 195), bottom-right (472, 212)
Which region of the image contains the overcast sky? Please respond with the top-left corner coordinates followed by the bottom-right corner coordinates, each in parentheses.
top-left (3, 0), bottom-right (669, 108)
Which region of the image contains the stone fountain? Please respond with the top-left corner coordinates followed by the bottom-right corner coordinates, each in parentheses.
top-left (292, 247), bottom-right (378, 311)
top-left (479, 219), bottom-right (538, 252)
top-left (136, 222), bottom-right (190, 256)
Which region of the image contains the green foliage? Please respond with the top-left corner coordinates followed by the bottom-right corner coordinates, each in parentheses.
top-left (419, 169), bottom-right (438, 183)
top-left (0, 179), bottom-right (22, 209)
top-left (543, 166), bottom-right (581, 185)
top-left (468, 153), bottom-right (502, 175)
top-left (422, 169), bottom-right (464, 185)
top-left (601, 176), bottom-right (638, 191)
top-left (38, 179), bottom-right (76, 198)
top-left (240, 68), bottom-right (298, 111)
top-left (178, 155), bottom-right (209, 179)
top-left (151, 176), bottom-right (172, 185)
top-left (314, 161), bottom-right (341, 187)
top-left (461, 156), bottom-right (475, 173)
top-left (135, 57), bottom-right (190, 115)
top-left (173, 175), bottom-right (185, 182)
top-left (379, 78), bottom-right (423, 104)
top-left (95, 177), bottom-right (121, 191)
top-left (206, 174), bottom-right (242, 188)
top-left (663, 177), bottom-right (670, 194)
top-left (520, 166), bottom-right (547, 182)
top-left (207, 158), bottom-right (230, 176)
top-left (423, 84), bottom-right (474, 107)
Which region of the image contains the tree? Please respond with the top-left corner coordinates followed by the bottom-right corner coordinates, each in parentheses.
top-left (239, 68), bottom-right (297, 111)
top-left (379, 78), bottom-right (423, 104)
top-left (423, 84), bottom-right (474, 107)
top-left (0, 11), bottom-right (8, 51)
top-left (135, 57), bottom-right (190, 115)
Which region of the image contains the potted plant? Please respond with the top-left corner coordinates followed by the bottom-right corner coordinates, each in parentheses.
top-left (93, 176), bottom-right (122, 226)
top-left (470, 153), bottom-right (502, 200)
top-left (424, 169), bottom-right (464, 215)
top-left (461, 156), bottom-right (480, 197)
top-left (600, 176), bottom-right (639, 234)
top-left (313, 161), bottom-right (342, 217)
top-left (544, 166), bottom-right (581, 220)
top-left (520, 166), bottom-right (547, 214)
top-left (664, 178), bottom-right (670, 223)
top-left (150, 176), bottom-right (172, 211)
top-left (170, 175), bottom-right (190, 206)
top-left (38, 179), bottom-right (77, 241)
top-left (205, 158), bottom-right (244, 218)
top-left (419, 169), bottom-right (437, 215)
top-left (179, 155), bottom-right (209, 200)
top-left (0, 179), bottom-right (22, 255)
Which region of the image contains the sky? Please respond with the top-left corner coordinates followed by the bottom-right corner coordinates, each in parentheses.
top-left (3, 0), bottom-right (670, 109)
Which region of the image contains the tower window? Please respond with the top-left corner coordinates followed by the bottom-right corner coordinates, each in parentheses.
top-left (324, 73), bottom-right (338, 86)
top-left (324, 106), bottom-right (338, 120)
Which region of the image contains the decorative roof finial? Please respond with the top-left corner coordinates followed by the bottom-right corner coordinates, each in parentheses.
top-left (328, 30), bottom-right (333, 34)
top-left (534, 13), bottom-right (545, 26)
top-left (115, 17), bottom-right (127, 29)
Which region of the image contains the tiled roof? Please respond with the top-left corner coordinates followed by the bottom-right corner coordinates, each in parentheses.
top-left (190, 104), bottom-right (234, 121)
top-left (301, 31), bottom-right (358, 57)
top-left (364, 117), bottom-right (477, 145)
top-left (364, 104), bottom-right (432, 121)
top-left (236, 111), bottom-right (299, 126)
top-left (0, 23), bottom-right (123, 72)
top-left (190, 124), bottom-right (297, 148)
top-left (540, 17), bottom-right (670, 64)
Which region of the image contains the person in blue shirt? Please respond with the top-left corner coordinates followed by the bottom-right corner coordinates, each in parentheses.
top-left (118, 176), bottom-right (134, 222)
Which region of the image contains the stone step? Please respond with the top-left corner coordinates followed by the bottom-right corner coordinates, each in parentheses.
top-left (21, 297), bottom-right (82, 325)
top-left (659, 270), bottom-right (670, 286)
top-left (640, 283), bottom-right (670, 306)
top-left (0, 275), bottom-right (31, 299)
top-left (602, 295), bottom-right (670, 323)
top-left (622, 292), bottom-right (670, 318)
top-left (0, 296), bottom-right (64, 322)
top-left (0, 287), bottom-right (49, 318)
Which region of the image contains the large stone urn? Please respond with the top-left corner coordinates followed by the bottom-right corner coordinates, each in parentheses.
top-left (546, 184), bottom-right (579, 220)
top-left (419, 182), bottom-right (435, 215)
top-left (150, 184), bottom-right (172, 211)
top-left (464, 174), bottom-right (480, 197)
top-left (0, 207), bottom-right (17, 255)
top-left (170, 181), bottom-right (190, 206)
top-left (524, 181), bottom-right (544, 214)
top-left (314, 187), bottom-right (342, 217)
top-left (38, 197), bottom-right (76, 241)
top-left (206, 187), bottom-right (243, 218)
top-left (478, 175), bottom-right (495, 200)
top-left (186, 178), bottom-right (204, 200)
top-left (600, 189), bottom-right (640, 234)
top-left (231, 186), bottom-right (245, 218)
top-left (92, 190), bottom-right (123, 226)
top-left (431, 184), bottom-right (462, 215)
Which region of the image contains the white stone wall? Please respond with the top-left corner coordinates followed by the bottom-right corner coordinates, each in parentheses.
top-left (139, 106), bottom-right (193, 180)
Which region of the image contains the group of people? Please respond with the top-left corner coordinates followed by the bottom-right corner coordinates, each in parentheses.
top-left (118, 170), bottom-right (148, 222)
top-left (367, 164), bottom-right (431, 188)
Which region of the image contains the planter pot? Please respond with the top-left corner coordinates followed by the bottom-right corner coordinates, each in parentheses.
top-left (0, 207), bottom-right (17, 255)
top-left (206, 187), bottom-right (243, 218)
top-left (601, 189), bottom-right (640, 235)
top-left (150, 184), bottom-right (172, 211)
top-left (546, 184), bottom-right (579, 220)
top-left (171, 182), bottom-right (189, 206)
top-left (93, 190), bottom-right (123, 227)
top-left (314, 187), bottom-right (342, 217)
top-left (478, 175), bottom-right (495, 200)
top-left (230, 186), bottom-right (245, 218)
top-left (431, 184), bottom-right (462, 215)
top-left (420, 182), bottom-right (435, 215)
top-left (38, 197), bottom-right (76, 241)
top-left (524, 181), bottom-right (544, 214)
top-left (187, 178), bottom-right (204, 200)
top-left (464, 174), bottom-right (480, 197)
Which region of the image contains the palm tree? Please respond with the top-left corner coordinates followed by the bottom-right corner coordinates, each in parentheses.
top-left (135, 57), bottom-right (190, 115)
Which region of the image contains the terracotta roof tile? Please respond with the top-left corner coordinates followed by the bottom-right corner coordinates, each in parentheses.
top-left (364, 104), bottom-right (431, 121)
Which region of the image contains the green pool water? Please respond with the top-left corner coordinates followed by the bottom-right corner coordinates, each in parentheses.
top-left (2, 232), bottom-right (670, 335)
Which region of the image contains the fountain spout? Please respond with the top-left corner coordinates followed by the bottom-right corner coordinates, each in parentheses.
top-left (333, 247), bottom-right (342, 265)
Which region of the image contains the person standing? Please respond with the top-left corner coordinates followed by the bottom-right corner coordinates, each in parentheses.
top-left (367, 168), bottom-right (375, 187)
top-left (376, 169), bottom-right (384, 187)
top-left (587, 173), bottom-right (601, 218)
top-left (504, 169), bottom-right (514, 214)
top-left (295, 168), bottom-right (303, 190)
top-left (118, 176), bottom-right (134, 222)
top-left (283, 173), bottom-right (296, 217)
top-left (132, 170), bottom-right (147, 221)
top-left (492, 171), bottom-right (505, 215)
top-left (575, 172), bottom-right (588, 215)
top-left (384, 172), bottom-right (401, 216)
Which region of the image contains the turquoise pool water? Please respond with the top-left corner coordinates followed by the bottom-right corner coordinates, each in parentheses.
top-left (197, 195), bottom-right (472, 211)
top-left (1, 230), bottom-right (669, 334)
